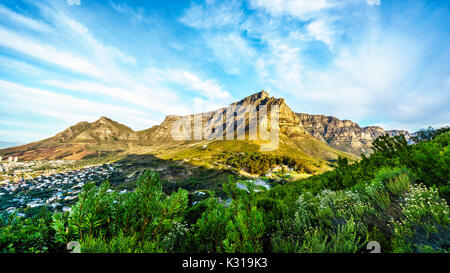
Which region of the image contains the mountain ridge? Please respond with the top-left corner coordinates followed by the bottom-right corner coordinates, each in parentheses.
top-left (0, 91), bottom-right (408, 161)
top-left (297, 113), bottom-right (410, 155)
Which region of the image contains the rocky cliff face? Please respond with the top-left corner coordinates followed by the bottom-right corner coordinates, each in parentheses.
top-left (137, 91), bottom-right (354, 161)
top-left (141, 91), bottom-right (309, 143)
top-left (297, 113), bottom-right (410, 155)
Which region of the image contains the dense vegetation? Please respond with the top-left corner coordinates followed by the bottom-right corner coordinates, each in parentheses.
top-left (225, 152), bottom-right (316, 175)
top-left (1, 129), bottom-right (449, 253)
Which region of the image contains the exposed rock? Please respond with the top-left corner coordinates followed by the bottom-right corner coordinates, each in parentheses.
top-left (140, 90), bottom-right (308, 143)
top-left (297, 113), bottom-right (411, 155)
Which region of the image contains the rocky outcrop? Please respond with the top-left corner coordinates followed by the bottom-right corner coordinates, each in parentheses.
top-left (297, 113), bottom-right (410, 155)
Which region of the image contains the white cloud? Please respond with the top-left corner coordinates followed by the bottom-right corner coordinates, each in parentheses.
top-left (294, 26), bottom-right (449, 130)
top-left (179, 0), bottom-right (243, 29)
top-left (111, 3), bottom-right (144, 23)
top-left (37, 6), bottom-right (196, 117)
top-left (0, 2), bottom-right (212, 132)
top-left (44, 8), bottom-right (137, 66)
top-left (306, 19), bottom-right (334, 47)
top-left (0, 80), bottom-right (155, 130)
top-left (0, 56), bottom-right (45, 77)
top-left (255, 36), bottom-right (304, 92)
top-left (206, 32), bottom-right (256, 74)
top-left (146, 67), bottom-right (231, 100)
top-left (0, 26), bottom-right (104, 78)
top-left (249, 0), bottom-right (334, 20)
top-left (39, 79), bottom-right (184, 116)
top-left (0, 5), bottom-right (51, 32)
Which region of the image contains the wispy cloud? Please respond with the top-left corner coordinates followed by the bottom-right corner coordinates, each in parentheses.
top-left (206, 32), bottom-right (256, 75)
top-left (52, 10), bottom-right (137, 65)
top-left (0, 5), bottom-right (51, 32)
top-left (39, 79), bottom-right (181, 115)
top-left (0, 80), bottom-right (154, 129)
top-left (179, 0), bottom-right (243, 29)
top-left (0, 26), bottom-right (104, 78)
top-left (111, 2), bottom-right (144, 23)
top-left (306, 19), bottom-right (334, 48)
top-left (249, 0), bottom-right (335, 20)
top-left (146, 67), bottom-right (231, 100)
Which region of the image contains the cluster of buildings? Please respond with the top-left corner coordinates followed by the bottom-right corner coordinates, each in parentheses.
top-left (0, 163), bottom-right (118, 216)
top-left (0, 159), bottom-right (78, 176)
top-left (264, 165), bottom-right (294, 178)
top-left (0, 156), bottom-right (19, 163)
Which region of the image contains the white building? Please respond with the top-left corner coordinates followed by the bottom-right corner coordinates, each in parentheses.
top-left (8, 156), bottom-right (13, 162)
top-left (14, 157), bottom-right (18, 162)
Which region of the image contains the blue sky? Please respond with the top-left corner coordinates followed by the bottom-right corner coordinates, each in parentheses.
top-left (0, 0), bottom-right (449, 143)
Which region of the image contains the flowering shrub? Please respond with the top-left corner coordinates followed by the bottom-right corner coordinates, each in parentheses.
top-left (390, 184), bottom-right (449, 252)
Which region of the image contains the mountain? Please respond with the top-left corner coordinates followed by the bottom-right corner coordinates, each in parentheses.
top-left (297, 113), bottom-right (410, 155)
top-left (0, 91), bottom-right (407, 165)
top-left (139, 91), bottom-right (307, 142)
top-left (52, 116), bottom-right (139, 143)
top-left (0, 117), bottom-right (139, 160)
top-left (137, 91), bottom-right (355, 163)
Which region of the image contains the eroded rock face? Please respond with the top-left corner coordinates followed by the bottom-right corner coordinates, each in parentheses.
top-left (297, 113), bottom-right (410, 155)
top-left (140, 90), bottom-right (308, 143)
top-left (232, 91), bottom-right (307, 138)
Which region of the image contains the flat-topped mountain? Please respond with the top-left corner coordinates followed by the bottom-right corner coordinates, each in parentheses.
top-left (136, 91), bottom-right (353, 164)
top-left (0, 91), bottom-right (408, 162)
top-left (139, 90), bottom-right (308, 143)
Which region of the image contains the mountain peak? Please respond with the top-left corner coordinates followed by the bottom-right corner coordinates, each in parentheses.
top-left (236, 90), bottom-right (284, 107)
top-left (243, 90), bottom-right (269, 101)
top-left (255, 90), bottom-right (269, 99)
top-left (95, 116), bottom-right (114, 124)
